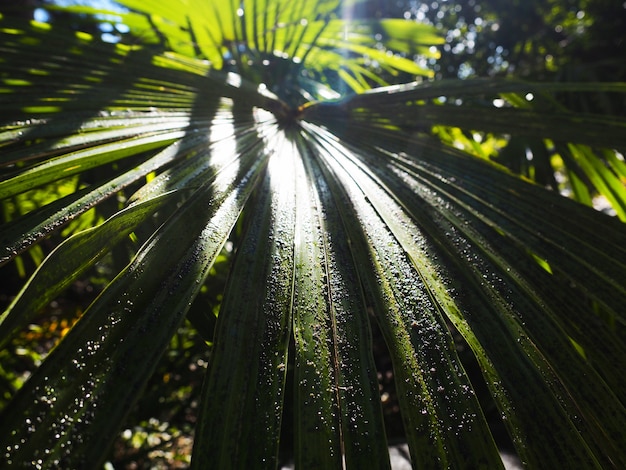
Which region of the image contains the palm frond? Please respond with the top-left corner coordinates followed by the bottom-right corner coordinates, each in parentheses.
top-left (1, 3), bottom-right (625, 469)
top-left (307, 77), bottom-right (626, 217)
top-left (50, 0), bottom-right (441, 104)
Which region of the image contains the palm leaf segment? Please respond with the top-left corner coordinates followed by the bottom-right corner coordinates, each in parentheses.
top-left (1, 1), bottom-right (625, 468)
top-left (56, 0), bottom-right (439, 104)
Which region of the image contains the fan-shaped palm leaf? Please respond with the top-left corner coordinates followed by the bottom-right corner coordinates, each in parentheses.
top-left (55, 0), bottom-right (440, 102)
top-left (1, 2), bottom-right (625, 469)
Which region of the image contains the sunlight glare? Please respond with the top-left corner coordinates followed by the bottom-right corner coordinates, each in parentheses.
top-left (253, 108), bottom-right (296, 194)
top-left (208, 99), bottom-right (239, 193)
top-left (226, 72), bottom-right (242, 88)
top-left (342, 0), bottom-right (355, 38)
top-left (267, 138), bottom-right (298, 197)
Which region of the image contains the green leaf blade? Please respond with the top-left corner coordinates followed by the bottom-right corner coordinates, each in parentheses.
top-left (293, 130), bottom-right (390, 468)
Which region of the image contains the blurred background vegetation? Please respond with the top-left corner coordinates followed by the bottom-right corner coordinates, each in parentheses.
top-left (0, 0), bottom-right (624, 467)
